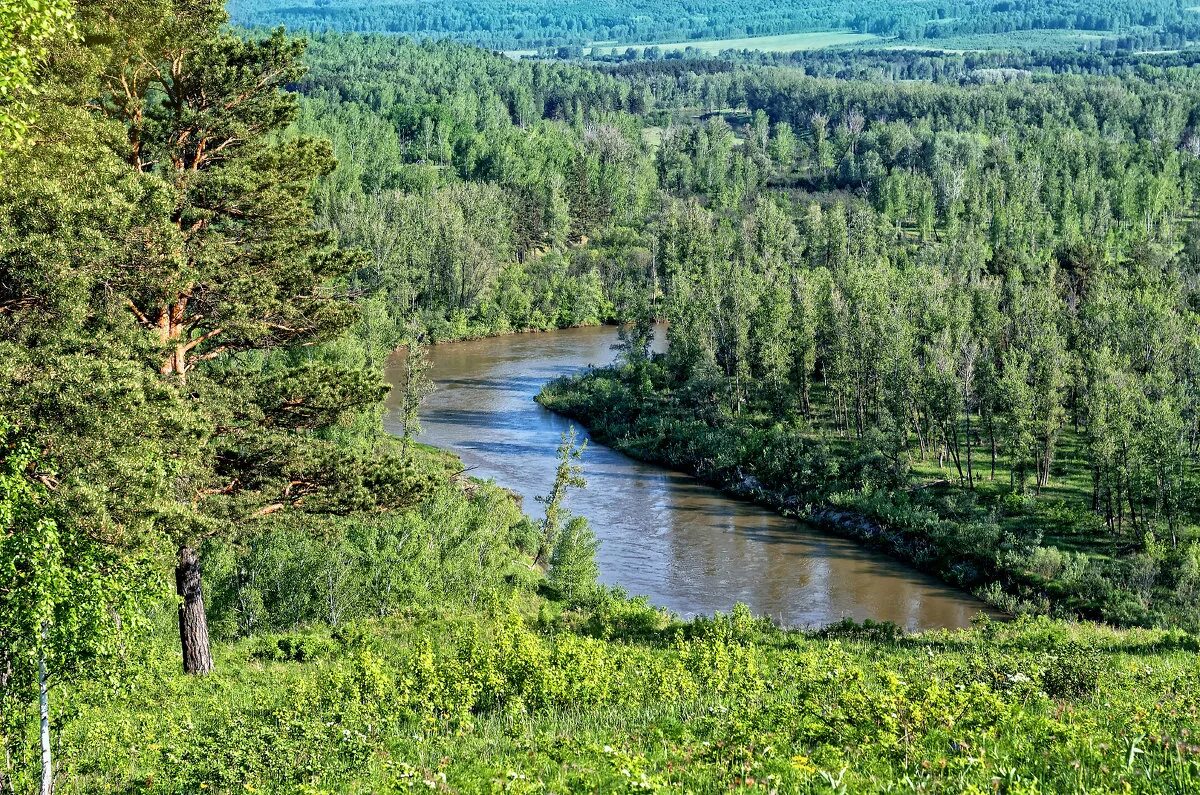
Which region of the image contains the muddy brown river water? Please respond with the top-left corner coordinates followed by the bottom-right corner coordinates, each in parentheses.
top-left (384, 325), bottom-right (988, 631)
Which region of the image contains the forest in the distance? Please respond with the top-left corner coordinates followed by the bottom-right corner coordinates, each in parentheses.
top-left (1, 0), bottom-right (1199, 792)
top-left (229, 0), bottom-right (1200, 52)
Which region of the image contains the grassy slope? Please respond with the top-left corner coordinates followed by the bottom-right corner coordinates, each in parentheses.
top-left (29, 419), bottom-right (1197, 794)
top-left (58, 608), bottom-right (1200, 793)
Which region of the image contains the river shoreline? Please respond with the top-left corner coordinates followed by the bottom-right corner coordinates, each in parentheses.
top-left (441, 324), bottom-right (969, 597)
top-left (424, 320), bottom-right (614, 346)
top-left (536, 376), bottom-right (1027, 621)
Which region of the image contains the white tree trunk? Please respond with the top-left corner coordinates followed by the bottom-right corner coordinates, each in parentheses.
top-left (39, 650), bottom-right (52, 795)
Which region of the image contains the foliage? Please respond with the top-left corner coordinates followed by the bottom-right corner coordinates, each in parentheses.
top-left (203, 464), bottom-right (534, 637)
top-left (8, 1), bottom-right (1200, 790)
top-left (395, 332), bottom-right (435, 461)
top-left (549, 515), bottom-right (600, 605)
top-left (534, 427), bottom-right (587, 568)
top-left (541, 349), bottom-right (1200, 628)
top-left (0, 418), bottom-right (158, 792)
top-left (48, 608), bottom-right (1200, 793)
top-left (292, 36), bottom-right (654, 341)
top-left (1039, 641), bottom-right (1104, 699)
top-left (0, 0), bottom-right (74, 147)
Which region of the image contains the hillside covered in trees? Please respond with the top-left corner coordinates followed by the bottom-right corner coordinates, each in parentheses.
top-left (2, 0), bottom-right (1200, 792)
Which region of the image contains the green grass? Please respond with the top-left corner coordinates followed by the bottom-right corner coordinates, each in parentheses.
top-left (589, 30), bottom-right (880, 56)
top-left (49, 608), bottom-right (1200, 793)
top-left (642, 126), bottom-right (665, 148)
top-left (874, 29), bottom-right (1115, 53)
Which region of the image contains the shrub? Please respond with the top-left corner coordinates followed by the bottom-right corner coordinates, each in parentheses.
top-left (1171, 542), bottom-right (1200, 612)
top-left (332, 620), bottom-right (372, 650)
top-left (585, 591), bottom-right (672, 641)
top-left (1025, 545), bottom-right (1066, 581)
top-left (812, 617), bottom-right (904, 644)
top-left (1040, 643), bottom-right (1103, 699)
top-left (252, 632), bottom-right (337, 663)
top-left (1126, 553), bottom-right (1160, 606)
top-left (549, 515), bottom-right (601, 605)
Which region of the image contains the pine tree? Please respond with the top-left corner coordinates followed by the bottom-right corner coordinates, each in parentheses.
top-left (91, 2), bottom-right (370, 674)
top-left (549, 516), bottom-right (600, 605)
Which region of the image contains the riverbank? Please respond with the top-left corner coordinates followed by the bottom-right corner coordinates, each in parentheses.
top-left (425, 318), bottom-right (613, 345)
top-left (536, 375), bottom-right (1021, 616)
top-left (537, 364), bottom-right (1200, 630)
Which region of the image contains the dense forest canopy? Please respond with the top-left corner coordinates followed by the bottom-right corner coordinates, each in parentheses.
top-left (228, 0), bottom-right (1200, 51)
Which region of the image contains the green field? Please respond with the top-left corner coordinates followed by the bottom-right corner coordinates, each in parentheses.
top-left (589, 30), bottom-right (880, 55)
top-left (877, 29), bottom-right (1115, 53)
top-left (513, 27), bottom-right (1133, 60)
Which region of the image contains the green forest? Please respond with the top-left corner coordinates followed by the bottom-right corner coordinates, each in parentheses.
top-left (227, 0), bottom-right (1200, 53)
top-left (2, 0), bottom-right (1200, 792)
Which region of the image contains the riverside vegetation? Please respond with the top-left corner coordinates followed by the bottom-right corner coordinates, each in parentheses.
top-left (1, 0), bottom-right (1200, 792)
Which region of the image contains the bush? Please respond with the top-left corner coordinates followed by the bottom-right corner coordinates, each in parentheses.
top-left (549, 515), bottom-right (601, 605)
top-left (252, 632), bottom-right (337, 663)
top-left (207, 477), bottom-right (532, 636)
top-left (584, 591), bottom-right (673, 640)
top-left (1040, 643), bottom-right (1103, 699)
top-left (811, 617), bottom-right (904, 643)
top-left (1025, 546), bottom-right (1067, 581)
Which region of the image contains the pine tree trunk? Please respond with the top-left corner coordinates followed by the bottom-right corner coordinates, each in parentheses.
top-left (176, 546), bottom-right (214, 675)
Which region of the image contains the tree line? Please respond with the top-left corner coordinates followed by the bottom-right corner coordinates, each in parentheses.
top-left (285, 35), bottom-right (1200, 580)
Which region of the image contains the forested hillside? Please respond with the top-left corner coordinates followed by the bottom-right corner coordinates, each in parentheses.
top-left (2, 0), bottom-right (1200, 792)
top-left (291, 35), bottom-right (657, 341)
top-left (227, 0), bottom-right (1200, 52)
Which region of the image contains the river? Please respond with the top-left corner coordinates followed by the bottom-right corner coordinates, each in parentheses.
top-left (383, 325), bottom-right (988, 631)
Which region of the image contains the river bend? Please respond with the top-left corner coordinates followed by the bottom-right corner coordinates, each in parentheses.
top-left (384, 326), bottom-right (987, 631)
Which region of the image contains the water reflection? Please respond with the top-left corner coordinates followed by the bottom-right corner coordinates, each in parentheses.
top-left (384, 326), bottom-right (988, 631)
